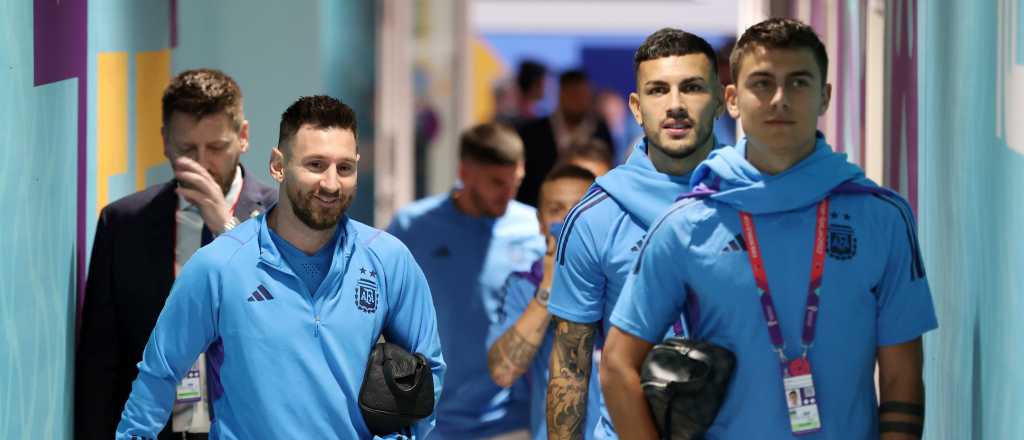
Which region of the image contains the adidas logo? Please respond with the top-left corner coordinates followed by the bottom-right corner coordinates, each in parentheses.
top-left (247, 285), bottom-right (275, 302)
top-left (433, 245), bottom-right (451, 258)
top-left (630, 235), bottom-right (646, 252)
top-left (630, 239), bottom-right (643, 252)
top-left (721, 234), bottom-right (747, 253)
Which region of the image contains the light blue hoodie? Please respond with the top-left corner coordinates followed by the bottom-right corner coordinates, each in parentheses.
top-left (613, 135), bottom-right (937, 439)
top-left (547, 138), bottom-right (719, 439)
top-left (117, 213), bottom-right (445, 439)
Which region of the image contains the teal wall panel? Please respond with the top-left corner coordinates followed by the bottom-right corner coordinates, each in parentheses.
top-left (0, 2), bottom-right (79, 439)
top-left (173, 0), bottom-right (377, 224)
top-left (919, 0), bottom-right (1024, 438)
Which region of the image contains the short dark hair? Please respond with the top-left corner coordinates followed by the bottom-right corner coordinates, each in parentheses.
top-left (277, 95), bottom-right (358, 154)
top-left (559, 69), bottom-right (589, 88)
top-left (634, 28), bottom-right (718, 74)
top-left (730, 18), bottom-right (828, 85)
top-left (560, 139), bottom-right (613, 170)
top-left (543, 164), bottom-right (596, 186)
top-left (459, 122), bottom-right (524, 166)
top-left (163, 68), bottom-right (244, 130)
top-left (516, 60), bottom-right (547, 93)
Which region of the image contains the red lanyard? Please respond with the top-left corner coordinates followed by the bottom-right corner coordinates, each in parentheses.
top-left (738, 198), bottom-right (829, 364)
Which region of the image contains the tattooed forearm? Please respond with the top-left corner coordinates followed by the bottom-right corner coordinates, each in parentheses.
top-left (488, 327), bottom-right (541, 387)
top-left (547, 317), bottom-right (597, 440)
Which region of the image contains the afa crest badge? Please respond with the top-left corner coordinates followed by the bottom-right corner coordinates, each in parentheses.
top-left (354, 267), bottom-right (379, 314)
top-left (828, 223), bottom-right (857, 260)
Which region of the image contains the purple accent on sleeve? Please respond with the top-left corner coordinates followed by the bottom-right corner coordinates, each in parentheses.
top-left (685, 287), bottom-right (700, 335)
top-left (831, 181), bottom-right (889, 196)
top-left (206, 338), bottom-right (225, 408)
top-left (252, 290), bottom-right (264, 301)
top-left (257, 284), bottom-right (274, 300)
top-left (34, 0), bottom-right (89, 326)
top-left (510, 259), bottom-right (544, 287)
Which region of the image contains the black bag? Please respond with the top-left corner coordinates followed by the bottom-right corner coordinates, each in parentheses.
top-left (359, 342), bottom-right (435, 436)
top-left (640, 337), bottom-right (736, 440)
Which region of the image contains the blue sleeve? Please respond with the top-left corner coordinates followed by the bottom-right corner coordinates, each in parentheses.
top-left (609, 212), bottom-right (689, 344)
top-left (547, 214), bottom-right (606, 324)
top-left (385, 213), bottom-right (408, 242)
top-left (380, 240), bottom-right (446, 440)
top-left (486, 273), bottom-right (537, 349)
top-left (115, 251), bottom-right (221, 439)
top-left (875, 203), bottom-right (938, 346)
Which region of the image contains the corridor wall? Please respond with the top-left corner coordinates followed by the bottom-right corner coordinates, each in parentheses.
top-left (0, 1), bottom-right (81, 438)
top-left (918, 0), bottom-right (1024, 438)
top-left (173, 0), bottom-right (377, 224)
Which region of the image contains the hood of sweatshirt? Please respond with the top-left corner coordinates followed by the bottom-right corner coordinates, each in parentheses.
top-left (596, 138), bottom-right (720, 228)
top-left (689, 133), bottom-right (870, 214)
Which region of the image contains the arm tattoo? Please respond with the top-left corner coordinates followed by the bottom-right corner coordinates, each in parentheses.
top-left (489, 327), bottom-right (540, 384)
top-left (547, 317), bottom-right (596, 440)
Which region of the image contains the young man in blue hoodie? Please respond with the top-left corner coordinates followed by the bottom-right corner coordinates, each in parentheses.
top-left (544, 28), bottom-right (725, 439)
top-left (486, 164), bottom-right (601, 440)
top-left (116, 96), bottom-right (445, 439)
top-left (387, 122), bottom-right (545, 440)
top-left (604, 18), bottom-right (936, 439)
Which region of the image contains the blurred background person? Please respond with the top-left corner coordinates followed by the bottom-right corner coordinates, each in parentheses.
top-left (557, 138), bottom-right (615, 178)
top-left (496, 59), bottom-right (548, 127)
top-left (388, 122), bottom-right (545, 440)
top-left (487, 164), bottom-right (599, 440)
top-left (516, 70), bottom-right (614, 206)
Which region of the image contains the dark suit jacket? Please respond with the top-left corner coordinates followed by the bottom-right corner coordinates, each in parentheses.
top-left (74, 167), bottom-right (276, 439)
top-left (514, 116), bottom-right (614, 207)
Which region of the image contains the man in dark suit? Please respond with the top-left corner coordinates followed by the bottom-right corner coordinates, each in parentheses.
top-left (75, 69), bottom-right (277, 439)
top-left (515, 70), bottom-right (615, 207)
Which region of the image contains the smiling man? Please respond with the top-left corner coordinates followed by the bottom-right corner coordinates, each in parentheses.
top-left (603, 19), bottom-right (936, 439)
top-left (115, 96), bottom-right (445, 439)
top-left (543, 28), bottom-right (724, 440)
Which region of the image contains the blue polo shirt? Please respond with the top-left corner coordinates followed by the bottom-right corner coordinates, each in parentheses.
top-left (388, 192), bottom-right (545, 439)
top-left (547, 139), bottom-right (716, 438)
top-left (611, 137), bottom-right (938, 439)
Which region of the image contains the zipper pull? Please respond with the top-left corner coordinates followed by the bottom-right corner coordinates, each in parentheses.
top-left (314, 315), bottom-right (321, 337)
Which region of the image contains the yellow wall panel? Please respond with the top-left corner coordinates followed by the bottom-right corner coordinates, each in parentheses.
top-left (470, 38), bottom-right (505, 125)
top-left (135, 49), bottom-right (172, 190)
top-left (97, 52), bottom-right (129, 213)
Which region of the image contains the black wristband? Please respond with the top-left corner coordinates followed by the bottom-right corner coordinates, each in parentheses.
top-left (879, 401), bottom-right (925, 417)
top-left (879, 421), bottom-right (923, 437)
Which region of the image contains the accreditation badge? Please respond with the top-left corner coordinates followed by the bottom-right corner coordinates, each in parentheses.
top-left (784, 357), bottom-right (822, 435)
top-left (175, 360), bottom-right (202, 404)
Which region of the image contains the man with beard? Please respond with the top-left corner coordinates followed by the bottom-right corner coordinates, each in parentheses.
top-left (516, 70), bottom-right (615, 207)
top-left (116, 96), bottom-right (445, 439)
top-left (544, 28), bottom-right (725, 439)
top-left (387, 122), bottom-right (545, 440)
top-left (76, 68), bottom-right (277, 439)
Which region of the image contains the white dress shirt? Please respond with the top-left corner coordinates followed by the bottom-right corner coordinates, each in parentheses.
top-left (171, 166), bottom-right (243, 433)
